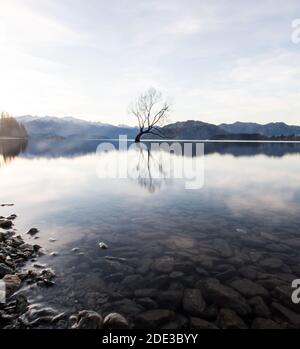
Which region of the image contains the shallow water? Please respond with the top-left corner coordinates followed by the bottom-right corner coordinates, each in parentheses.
top-left (1, 139), bottom-right (300, 328)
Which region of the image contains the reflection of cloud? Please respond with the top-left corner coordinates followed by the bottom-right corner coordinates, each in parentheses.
top-left (226, 192), bottom-right (294, 213)
top-left (204, 153), bottom-right (300, 215)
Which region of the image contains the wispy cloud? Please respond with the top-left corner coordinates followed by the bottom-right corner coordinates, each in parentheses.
top-left (0, 0), bottom-right (299, 124)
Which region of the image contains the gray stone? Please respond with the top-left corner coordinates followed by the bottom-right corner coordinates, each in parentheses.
top-left (170, 271), bottom-right (184, 279)
top-left (190, 317), bottom-right (218, 329)
top-left (215, 268), bottom-right (237, 281)
top-left (183, 288), bottom-right (206, 316)
top-left (111, 299), bottom-right (143, 316)
top-left (0, 263), bottom-right (14, 277)
top-left (251, 318), bottom-right (284, 329)
top-left (260, 231), bottom-right (280, 242)
top-left (153, 256), bottom-right (174, 273)
top-left (200, 305), bottom-right (219, 321)
top-left (136, 309), bottom-right (176, 328)
top-left (71, 310), bottom-right (103, 329)
top-left (213, 239), bottom-right (232, 258)
top-left (157, 290), bottom-right (183, 310)
top-left (0, 220), bottom-right (13, 229)
top-left (248, 297), bottom-right (271, 318)
top-left (196, 267), bottom-right (209, 277)
top-left (260, 258), bottom-right (283, 270)
top-left (203, 278), bottom-right (251, 316)
top-left (137, 298), bottom-right (158, 310)
top-left (272, 302), bottom-right (300, 328)
top-left (273, 285), bottom-right (300, 313)
top-left (238, 266), bottom-right (258, 280)
top-left (99, 242), bottom-right (108, 250)
top-left (103, 313), bottom-right (129, 329)
top-left (161, 315), bottom-right (188, 330)
top-left (230, 279), bottom-right (269, 299)
top-left (121, 274), bottom-right (145, 290)
top-left (134, 288), bottom-right (158, 298)
top-left (257, 278), bottom-right (285, 290)
top-left (218, 308), bottom-right (248, 329)
top-left (27, 228), bottom-right (39, 236)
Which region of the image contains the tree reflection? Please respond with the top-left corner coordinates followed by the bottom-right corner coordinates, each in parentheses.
top-left (0, 139), bottom-right (28, 168)
top-left (130, 143), bottom-right (171, 193)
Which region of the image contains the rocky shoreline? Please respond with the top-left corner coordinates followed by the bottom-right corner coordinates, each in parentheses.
top-left (0, 213), bottom-right (57, 328)
top-left (0, 210), bottom-right (130, 329)
top-left (1, 209), bottom-right (300, 330)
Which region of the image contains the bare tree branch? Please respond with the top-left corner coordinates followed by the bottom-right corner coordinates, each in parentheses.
top-left (129, 88), bottom-right (171, 142)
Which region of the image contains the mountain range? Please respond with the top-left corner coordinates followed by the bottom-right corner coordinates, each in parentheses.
top-left (16, 115), bottom-right (300, 140)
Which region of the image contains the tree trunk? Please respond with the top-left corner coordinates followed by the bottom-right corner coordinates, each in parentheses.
top-left (135, 132), bottom-right (143, 143)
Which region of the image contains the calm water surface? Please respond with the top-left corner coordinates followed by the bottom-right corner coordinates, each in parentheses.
top-left (1, 139), bottom-right (300, 327)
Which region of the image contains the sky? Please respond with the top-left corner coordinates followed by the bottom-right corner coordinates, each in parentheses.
top-left (0, 0), bottom-right (300, 126)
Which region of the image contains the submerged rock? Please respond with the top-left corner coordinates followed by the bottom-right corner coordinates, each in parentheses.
top-left (137, 297), bottom-right (158, 310)
top-left (134, 289), bottom-right (158, 298)
top-left (157, 290), bottom-right (183, 310)
top-left (238, 266), bottom-right (258, 280)
top-left (251, 318), bottom-right (284, 329)
top-left (103, 313), bottom-right (129, 329)
top-left (213, 239), bottom-right (232, 258)
top-left (136, 309), bottom-right (176, 328)
top-left (271, 302), bottom-right (300, 328)
top-left (183, 289), bottom-right (206, 316)
top-left (248, 296), bottom-right (271, 318)
top-left (190, 317), bottom-right (218, 329)
top-left (230, 279), bottom-right (269, 299)
top-left (218, 308), bottom-right (248, 329)
top-left (153, 256), bottom-right (174, 273)
top-left (260, 258), bottom-right (283, 270)
top-left (71, 310), bottom-right (103, 329)
top-left (203, 278), bottom-right (251, 316)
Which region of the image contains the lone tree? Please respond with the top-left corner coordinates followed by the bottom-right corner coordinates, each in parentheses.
top-left (130, 88), bottom-right (170, 142)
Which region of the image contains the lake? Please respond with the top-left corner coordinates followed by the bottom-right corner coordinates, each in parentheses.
top-left (1, 138), bottom-right (300, 329)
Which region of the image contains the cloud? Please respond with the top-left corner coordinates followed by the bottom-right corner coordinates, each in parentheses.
top-left (175, 50), bottom-right (300, 124)
top-left (168, 17), bottom-right (208, 35)
top-left (0, 0), bottom-right (87, 48)
top-left (1, 0), bottom-right (300, 124)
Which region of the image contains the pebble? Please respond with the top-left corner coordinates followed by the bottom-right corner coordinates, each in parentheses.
top-left (27, 228), bottom-right (39, 236)
top-left (99, 242), bottom-right (108, 250)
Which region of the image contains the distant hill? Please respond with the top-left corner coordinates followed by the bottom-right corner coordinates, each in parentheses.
top-left (16, 116), bottom-right (300, 140)
top-left (219, 122), bottom-right (300, 137)
top-left (17, 115), bottom-right (138, 139)
top-left (0, 114), bottom-right (28, 138)
top-left (143, 120), bottom-right (227, 140)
